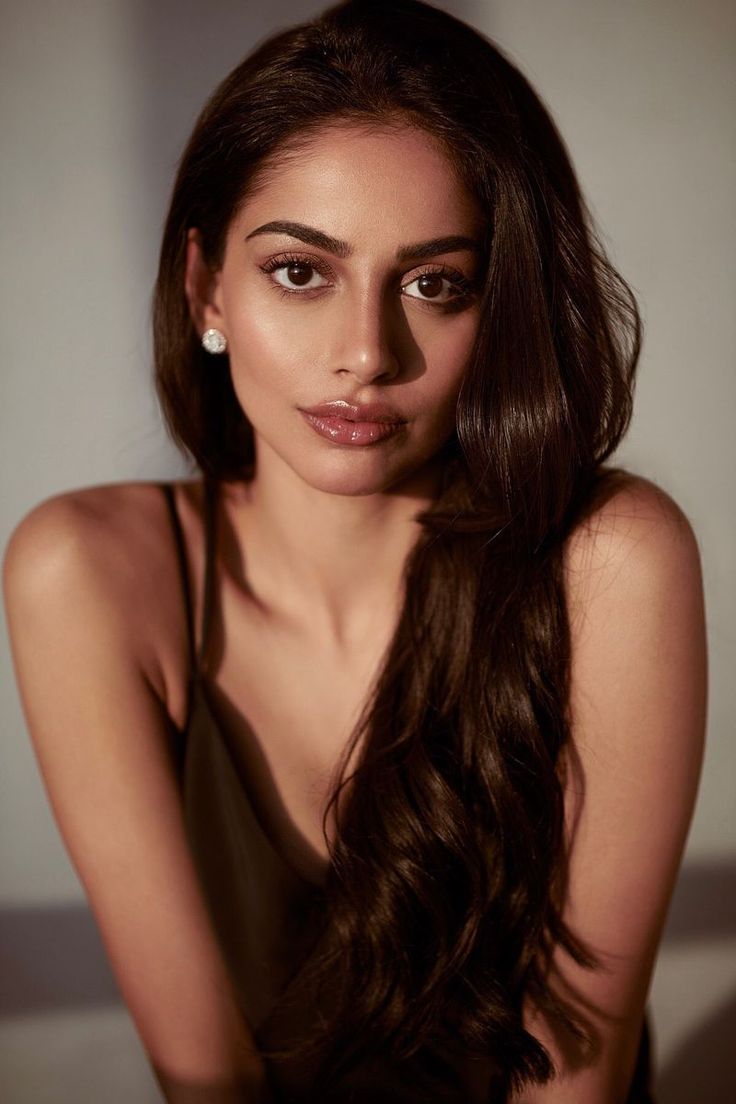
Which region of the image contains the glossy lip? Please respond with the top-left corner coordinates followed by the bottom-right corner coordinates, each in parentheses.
top-left (299, 409), bottom-right (406, 446)
top-left (298, 399), bottom-right (407, 424)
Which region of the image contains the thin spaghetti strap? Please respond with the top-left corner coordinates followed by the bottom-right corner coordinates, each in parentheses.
top-left (198, 476), bottom-right (218, 674)
top-left (160, 482), bottom-right (197, 676)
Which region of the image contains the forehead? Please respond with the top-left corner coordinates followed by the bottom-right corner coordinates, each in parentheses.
top-left (232, 122), bottom-right (483, 245)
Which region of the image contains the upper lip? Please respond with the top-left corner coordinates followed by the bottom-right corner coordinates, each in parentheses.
top-left (299, 399), bottom-right (407, 424)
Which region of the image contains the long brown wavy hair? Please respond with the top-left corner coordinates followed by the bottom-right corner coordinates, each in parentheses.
top-left (153, 0), bottom-right (640, 1095)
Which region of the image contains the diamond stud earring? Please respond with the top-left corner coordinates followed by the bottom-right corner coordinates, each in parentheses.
top-left (201, 328), bottom-right (228, 354)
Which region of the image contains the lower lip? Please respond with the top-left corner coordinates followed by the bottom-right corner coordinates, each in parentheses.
top-left (299, 410), bottom-right (406, 446)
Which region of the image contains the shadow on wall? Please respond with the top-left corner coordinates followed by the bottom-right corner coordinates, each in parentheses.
top-left (1, 858), bottom-right (735, 1097)
top-left (132, 0), bottom-right (327, 235)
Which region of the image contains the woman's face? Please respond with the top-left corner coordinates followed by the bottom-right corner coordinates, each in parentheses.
top-left (189, 123), bottom-right (486, 497)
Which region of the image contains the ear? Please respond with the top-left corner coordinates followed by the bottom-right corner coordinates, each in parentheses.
top-left (184, 228), bottom-right (226, 338)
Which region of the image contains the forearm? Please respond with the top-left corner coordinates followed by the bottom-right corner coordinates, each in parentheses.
top-left (150, 1018), bottom-right (280, 1104)
top-left (152, 1057), bottom-right (279, 1104)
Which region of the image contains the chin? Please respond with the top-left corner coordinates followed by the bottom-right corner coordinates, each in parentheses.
top-left (296, 457), bottom-right (408, 498)
top-left (297, 444), bottom-right (448, 499)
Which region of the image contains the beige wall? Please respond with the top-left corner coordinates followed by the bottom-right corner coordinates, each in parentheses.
top-left (1, 1), bottom-right (733, 1099)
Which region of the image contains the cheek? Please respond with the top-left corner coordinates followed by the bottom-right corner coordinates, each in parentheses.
top-left (416, 313), bottom-right (478, 402)
top-left (223, 288), bottom-right (322, 388)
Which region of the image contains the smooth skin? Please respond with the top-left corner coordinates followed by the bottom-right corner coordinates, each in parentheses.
top-left (3, 123), bottom-right (707, 1103)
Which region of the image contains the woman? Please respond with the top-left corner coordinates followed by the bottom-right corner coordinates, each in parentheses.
top-left (2, 1), bottom-right (707, 1101)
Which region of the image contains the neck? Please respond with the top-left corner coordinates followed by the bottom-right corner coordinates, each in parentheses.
top-left (223, 443), bottom-right (446, 651)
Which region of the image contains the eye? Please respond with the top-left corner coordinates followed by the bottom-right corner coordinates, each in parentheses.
top-left (259, 253), bottom-right (333, 294)
top-left (400, 267), bottom-right (475, 306)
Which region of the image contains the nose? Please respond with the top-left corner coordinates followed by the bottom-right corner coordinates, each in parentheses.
top-left (334, 283), bottom-right (401, 385)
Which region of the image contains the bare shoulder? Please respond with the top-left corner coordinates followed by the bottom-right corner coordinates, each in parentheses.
top-left (560, 468), bottom-right (707, 880)
top-left (4, 480), bottom-right (176, 574)
top-left (4, 482), bottom-right (174, 624)
top-left (563, 470), bottom-right (703, 630)
top-left (3, 479), bottom-right (200, 717)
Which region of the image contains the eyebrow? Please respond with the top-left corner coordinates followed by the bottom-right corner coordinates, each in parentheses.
top-left (244, 220), bottom-right (482, 262)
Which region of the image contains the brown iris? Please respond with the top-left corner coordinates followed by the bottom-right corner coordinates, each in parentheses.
top-left (417, 273), bottom-right (443, 298)
top-left (286, 262), bottom-right (313, 286)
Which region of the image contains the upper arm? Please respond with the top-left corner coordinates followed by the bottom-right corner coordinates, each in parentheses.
top-left (512, 476), bottom-right (707, 1102)
top-left (2, 492), bottom-right (263, 1089)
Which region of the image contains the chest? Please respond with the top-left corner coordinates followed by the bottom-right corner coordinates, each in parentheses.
top-left (204, 606), bottom-right (389, 886)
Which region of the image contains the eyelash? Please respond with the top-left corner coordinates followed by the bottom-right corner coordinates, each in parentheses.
top-left (258, 252), bottom-right (477, 310)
